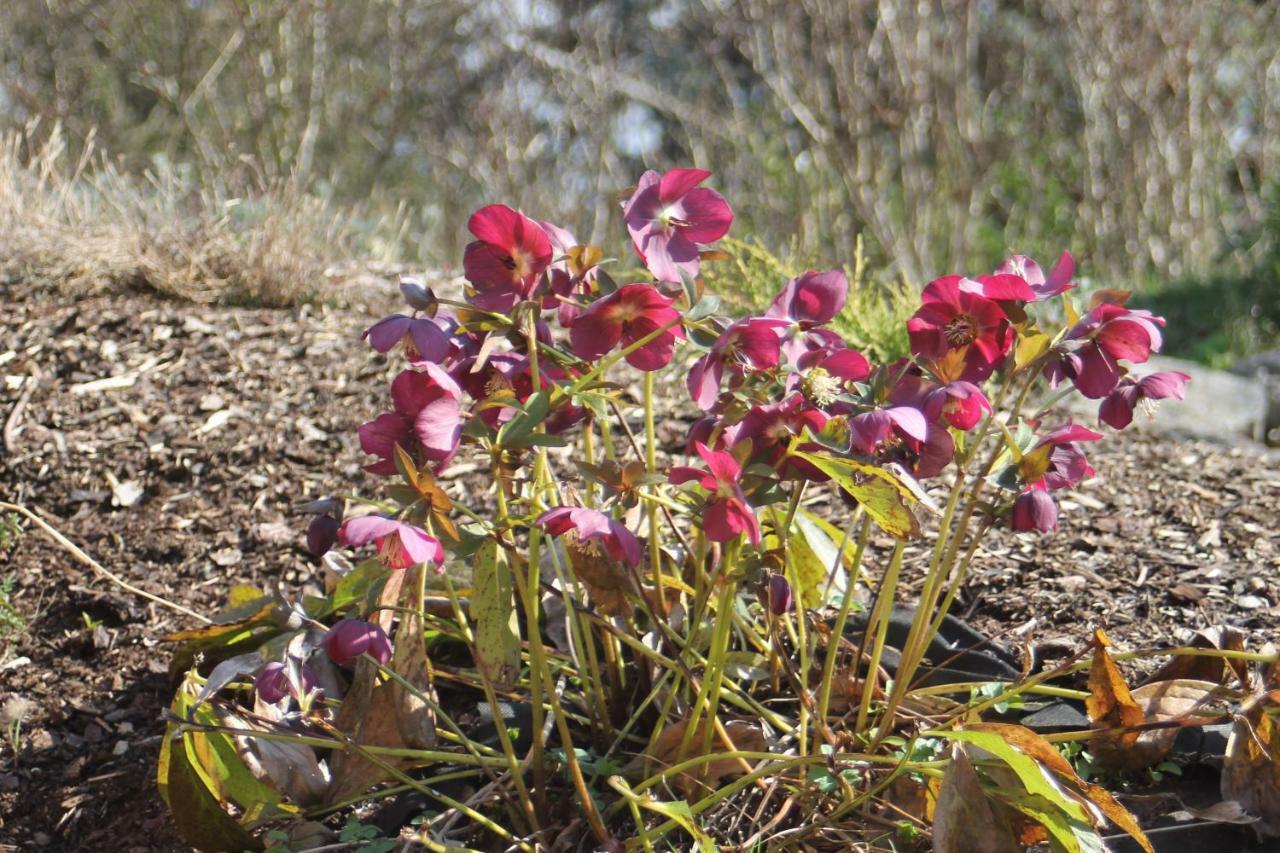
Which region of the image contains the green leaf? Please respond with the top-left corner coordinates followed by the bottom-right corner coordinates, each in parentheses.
top-left (470, 540), bottom-right (521, 690)
top-left (787, 510), bottom-right (844, 608)
top-left (323, 557), bottom-right (390, 616)
top-left (687, 294), bottom-right (721, 321)
top-left (496, 390), bottom-right (551, 448)
top-left (790, 449), bottom-right (921, 539)
top-left (608, 776), bottom-right (715, 853)
top-left (993, 789), bottom-right (1105, 853)
top-left (158, 682), bottom-right (262, 852)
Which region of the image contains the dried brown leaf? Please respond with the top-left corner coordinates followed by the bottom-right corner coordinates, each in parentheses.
top-left (1144, 626), bottom-right (1251, 690)
top-left (1086, 628), bottom-right (1145, 769)
top-left (564, 531), bottom-right (633, 617)
top-left (1221, 690), bottom-right (1280, 837)
top-left (933, 745), bottom-right (1019, 853)
top-left (635, 718), bottom-right (767, 800)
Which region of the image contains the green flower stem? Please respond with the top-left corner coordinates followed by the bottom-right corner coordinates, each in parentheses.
top-left (642, 370), bottom-right (667, 615)
top-left (856, 541), bottom-right (906, 735)
top-left (815, 514), bottom-right (872, 743)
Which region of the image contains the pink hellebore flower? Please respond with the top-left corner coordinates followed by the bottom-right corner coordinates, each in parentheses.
top-left (463, 204), bottom-right (554, 313)
top-left (624, 169), bottom-right (733, 283)
top-left (536, 507), bottom-right (643, 567)
top-left (733, 395), bottom-right (829, 478)
top-left (687, 317), bottom-right (790, 410)
top-left (907, 277), bottom-right (1014, 382)
top-left (766, 270), bottom-right (849, 362)
top-left (669, 441), bottom-right (761, 546)
top-left (996, 252), bottom-right (1076, 301)
top-left (1011, 488), bottom-right (1058, 533)
top-left (1098, 371), bottom-right (1190, 429)
top-left (363, 314), bottom-right (453, 364)
top-left (1048, 304), bottom-right (1166, 399)
top-left (570, 283), bottom-right (685, 371)
top-left (357, 364), bottom-right (464, 474)
top-left (326, 618), bottom-right (392, 666)
top-left (540, 220), bottom-right (596, 327)
top-left (339, 515), bottom-right (445, 571)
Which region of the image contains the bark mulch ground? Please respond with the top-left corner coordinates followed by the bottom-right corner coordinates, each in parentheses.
top-left (1, 283), bottom-right (1278, 850)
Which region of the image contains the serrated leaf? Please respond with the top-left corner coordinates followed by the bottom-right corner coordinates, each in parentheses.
top-left (470, 540), bottom-right (521, 690)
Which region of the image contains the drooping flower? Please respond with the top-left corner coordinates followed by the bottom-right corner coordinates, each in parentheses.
top-left (669, 441), bottom-right (761, 545)
top-left (339, 515), bottom-right (444, 571)
top-left (536, 507), bottom-right (642, 567)
top-left (1018, 423), bottom-right (1104, 491)
top-left (540, 220), bottom-right (599, 328)
top-left (1046, 303), bottom-right (1166, 399)
top-left (623, 169), bottom-right (733, 283)
top-left (306, 514), bottom-right (341, 557)
top-left (732, 395), bottom-right (829, 478)
top-left (1011, 488), bottom-right (1058, 533)
top-left (569, 283), bottom-right (685, 371)
top-left (1098, 371), bottom-right (1190, 429)
top-left (766, 270), bottom-right (849, 362)
top-left (996, 252), bottom-right (1076, 301)
top-left (462, 204), bottom-right (553, 313)
top-left (362, 314), bottom-right (453, 364)
top-left (254, 661), bottom-right (320, 704)
top-left (759, 573), bottom-right (794, 616)
top-left (847, 406), bottom-right (929, 455)
top-left (687, 317), bottom-right (789, 410)
top-left (357, 364), bottom-right (464, 474)
top-left (907, 277), bottom-right (1014, 382)
top-left (923, 381), bottom-right (992, 431)
top-left (325, 618), bottom-right (392, 666)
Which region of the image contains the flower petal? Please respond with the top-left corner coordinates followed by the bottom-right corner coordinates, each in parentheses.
top-left (340, 515), bottom-right (403, 547)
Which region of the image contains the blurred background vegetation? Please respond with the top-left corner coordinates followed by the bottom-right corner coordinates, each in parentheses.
top-left (2, 0), bottom-right (1279, 364)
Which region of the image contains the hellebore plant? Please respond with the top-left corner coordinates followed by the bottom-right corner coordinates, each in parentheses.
top-left (161, 171), bottom-right (1198, 853)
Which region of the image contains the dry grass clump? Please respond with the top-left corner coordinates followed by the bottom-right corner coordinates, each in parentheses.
top-left (0, 123), bottom-right (408, 306)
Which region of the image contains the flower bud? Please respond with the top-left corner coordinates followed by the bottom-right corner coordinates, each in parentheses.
top-left (306, 514), bottom-right (341, 557)
top-left (399, 278), bottom-right (438, 315)
top-left (1011, 489), bottom-right (1058, 533)
top-left (325, 618), bottom-right (392, 666)
top-left (254, 661), bottom-right (319, 704)
top-left (759, 573), bottom-right (794, 616)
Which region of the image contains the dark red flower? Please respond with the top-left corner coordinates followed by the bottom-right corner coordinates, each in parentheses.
top-left (669, 441), bottom-right (760, 545)
top-left (254, 661), bottom-right (320, 704)
top-left (1011, 488), bottom-right (1058, 533)
top-left (357, 365), bottom-right (464, 474)
top-left (907, 277), bottom-right (1014, 382)
top-left (759, 574), bottom-right (794, 616)
top-left (537, 507), bottom-right (642, 567)
top-left (306, 514), bottom-right (340, 557)
top-left (463, 204), bottom-right (553, 313)
top-left (995, 252), bottom-right (1076, 301)
top-left (570, 284), bottom-right (685, 371)
top-left (1047, 304), bottom-right (1166, 399)
top-left (1018, 423), bottom-right (1103, 491)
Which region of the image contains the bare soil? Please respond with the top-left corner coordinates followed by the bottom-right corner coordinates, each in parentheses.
top-left (1, 282), bottom-right (1278, 850)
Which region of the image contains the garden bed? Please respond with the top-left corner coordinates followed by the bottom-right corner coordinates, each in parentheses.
top-left (2, 282), bottom-right (1278, 850)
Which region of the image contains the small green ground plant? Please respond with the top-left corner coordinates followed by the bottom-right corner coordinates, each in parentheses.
top-left (157, 169), bottom-right (1280, 851)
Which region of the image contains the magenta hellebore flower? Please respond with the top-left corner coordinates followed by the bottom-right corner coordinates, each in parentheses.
top-left (907, 277), bottom-right (1014, 382)
top-left (669, 441), bottom-right (761, 546)
top-left (1020, 423), bottom-right (1104, 491)
top-left (325, 618), bottom-right (393, 666)
top-left (306, 514), bottom-right (341, 557)
top-left (923, 381), bottom-right (992, 431)
top-left (1098, 371), bottom-right (1190, 429)
top-left (1011, 488), bottom-right (1058, 533)
top-left (766, 270), bottom-right (849, 362)
top-left (732, 395), bottom-right (829, 479)
top-left (624, 169), bottom-right (733, 283)
top-left (996, 252), bottom-right (1076, 301)
top-left (848, 406), bottom-right (929, 455)
top-left (1048, 303), bottom-right (1166, 399)
top-left (462, 204), bottom-right (554, 313)
top-left (687, 317), bottom-right (790, 410)
top-left (358, 364), bottom-right (464, 474)
top-left (536, 507), bottom-right (643, 567)
top-left (254, 661), bottom-right (320, 704)
top-left (339, 515), bottom-right (444, 571)
top-left (570, 283), bottom-right (686, 371)
top-left (362, 314), bottom-right (453, 364)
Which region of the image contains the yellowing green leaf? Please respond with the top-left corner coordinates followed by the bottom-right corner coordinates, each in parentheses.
top-left (791, 450), bottom-right (921, 539)
top-left (1015, 331), bottom-right (1051, 372)
top-left (470, 540), bottom-right (521, 690)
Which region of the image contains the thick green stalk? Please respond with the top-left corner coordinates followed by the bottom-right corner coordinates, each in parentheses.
top-left (814, 514), bottom-right (871, 742)
top-left (856, 541), bottom-right (906, 735)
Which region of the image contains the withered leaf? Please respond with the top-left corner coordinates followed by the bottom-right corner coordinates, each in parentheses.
top-left (1221, 690), bottom-right (1280, 837)
top-left (1144, 626), bottom-right (1251, 690)
top-left (1086, 628), bottom-right (1145, 768)
top-left (933, 745), bottom-right (1019, 853)
top-left (633, 718), bottom-right (767, 800)
top-left (563, 530), bottom-right (633, 617)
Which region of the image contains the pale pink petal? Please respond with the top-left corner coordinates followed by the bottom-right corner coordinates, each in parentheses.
top-left (340, 515), bottom-right (403, 547)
